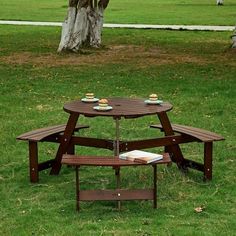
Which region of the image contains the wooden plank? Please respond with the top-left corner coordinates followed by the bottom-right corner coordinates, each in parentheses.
top-left (204, 142), bottom-right (213, 180)
top-left (50, 114), bottom-right (80, 175)
top-left (75, 167), bottom-right (80, 211)
top-left (17, 124), bottom-right (89, 141)
top-left (119, 135), bottom-right (196, 152)
top-left (151, 124), bottom-right (224, 142)
top-left (171, 125), bottom-right (222, 142)
top-left (172, 124), bottom-right (224, 141)
top-left (62, 153), bottom-right (171, 166)
top-left (78, 189), bottom-right (154, 201)
top-left (29, 141), bottom-right (38, 183)
top-left (153, 165), bottom-right (157, 208)
top-left (157, 112), bottom-right (186, 169)
top-left (71, 136), bottom-right (114, 150)
top-left (17, 124), bottom-right (66, 140)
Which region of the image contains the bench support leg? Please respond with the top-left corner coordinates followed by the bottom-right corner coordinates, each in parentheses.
top-left (157, 113), bottom-right (186, 170)
top-left (76, 166), bottom-right (80, 211)
top-left (29, 141), bottom-right (39, 183)
top-left (115, 167), bottom-right (121, 210)
top-left (153, 165), bottom-right (157, 208)
top-left (204, 142), bottom-right (213, 181)
top-left (50, 113), bottom-right (79, 175)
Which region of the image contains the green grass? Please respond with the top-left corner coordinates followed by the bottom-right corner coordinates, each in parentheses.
top-left (0, 0), bottom-right (236, 25)
top-left (0, 24), bottom-right (236, 235)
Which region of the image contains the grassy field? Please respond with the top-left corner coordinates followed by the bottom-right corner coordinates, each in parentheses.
top-left (0, 23), bottom-right (236, 235)
top-left (0, 1), bottom-right (236, 235)
top-left (0, 0), bottom-right (236, 25)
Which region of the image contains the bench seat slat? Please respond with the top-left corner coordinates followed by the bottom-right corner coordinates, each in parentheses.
top-left (17, 124), bottom-right (89, 141)
top-left (17, 124), bottom-right (66, 139)
top-left (171, 124), bottom-right (224, 141)
top-left (62, 153), bottom-right (171, 166)
top-left (151, 124), bottom-right (224, 142)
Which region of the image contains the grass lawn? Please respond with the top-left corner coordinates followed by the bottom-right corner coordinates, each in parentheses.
top-left (0, 24), bottom-right (235, 235)
top-left (0, 0), bottom-right (236, 25)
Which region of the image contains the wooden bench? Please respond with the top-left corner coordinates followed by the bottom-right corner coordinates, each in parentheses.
top-left (17, 124), bottom-right (89, 183)
top-left (61, 153), bottom-right (171, 212)
top-left (150, 124), bottom-right (225, 180)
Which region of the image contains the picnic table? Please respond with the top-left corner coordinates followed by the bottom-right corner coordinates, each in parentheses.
top-left (17, 97), bottom-right (224, 181)
top-left (17, 97), bottom-right (224, 211)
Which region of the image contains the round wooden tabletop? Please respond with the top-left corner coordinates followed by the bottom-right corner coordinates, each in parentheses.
top-left (64, 98), bottom-right (173, 118)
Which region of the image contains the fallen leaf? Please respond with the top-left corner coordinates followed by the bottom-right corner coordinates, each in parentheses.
top-left (194, 206), bottom-right (205, 213)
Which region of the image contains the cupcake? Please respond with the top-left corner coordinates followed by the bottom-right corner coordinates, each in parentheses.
top-left (149, 94), bottom-right (158, 101)
top-left (98, 99), bottom-right (108, 109)
top-left (85, 93), bottom-right (94, 100)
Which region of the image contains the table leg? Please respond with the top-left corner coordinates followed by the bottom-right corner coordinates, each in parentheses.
top-left (157, 112), bottom-right (187, 170)
top-left (114, 118), bottom-right (120, 156)
top-left (50, 113), bottom-right (79, 175)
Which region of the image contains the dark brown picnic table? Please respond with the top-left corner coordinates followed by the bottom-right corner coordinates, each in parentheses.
top-left (17, 96), bottom-right (224, 183)
top-left (17, 97), bottom-right (224, 211)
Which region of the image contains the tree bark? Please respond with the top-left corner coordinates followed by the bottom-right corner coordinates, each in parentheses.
top-left (232, 29), bottom-right (236, 48)
top-left (216, 0), bottom-right (223, 5)
top-left (58, 0), bottom-right (109, 52)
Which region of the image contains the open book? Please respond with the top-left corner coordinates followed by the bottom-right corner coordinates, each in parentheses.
top-left (119, 150), bottom-right (163, 164)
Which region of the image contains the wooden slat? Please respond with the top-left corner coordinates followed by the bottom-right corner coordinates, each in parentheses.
top-left (151, 124), bottom-right (224, 142)
top-left (17, 124), bottom-right (65, 140)
top-left (79, 189), bottom-right (154, 201)
top-left (62, 153), bottom-right (171, 166)
top-left (17, 124), bottom-right (89, 141)
top-left (71, 136), bottom-right (114, 150)
top-left (172, 124), bottom-right (224, 141)
top-left (119, 135), bottom-right (196, 153)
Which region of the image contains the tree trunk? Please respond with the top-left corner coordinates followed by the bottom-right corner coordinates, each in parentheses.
top-left (232, 33), bottom-right (236, 48)
top-left (58, 0), bottom-right (109, 52)
top-left (216, 0), bottom-right (223, 5)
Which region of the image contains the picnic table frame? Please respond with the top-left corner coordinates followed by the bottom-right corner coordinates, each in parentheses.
top-left (17, 97), bottom-right (224, 185)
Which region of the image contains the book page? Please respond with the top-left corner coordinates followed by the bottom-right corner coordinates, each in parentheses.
top-left (119, 150), bottom-right (163, 160)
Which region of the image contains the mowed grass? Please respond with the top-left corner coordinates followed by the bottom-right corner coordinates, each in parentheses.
top-left (0, 25), bottom-right (236, 235)
top-left (0, 0), bottom-right (236, 25)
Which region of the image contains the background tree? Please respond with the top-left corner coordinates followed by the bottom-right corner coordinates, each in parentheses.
top-left (216, 0), bottom-right (224, 5)
top-left (231, 27), bottom-right (236, 48)
top-left (58, 0), bottom-right (109, 52)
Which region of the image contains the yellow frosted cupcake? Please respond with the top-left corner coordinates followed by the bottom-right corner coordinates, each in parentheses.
top-left (85, 93), bottom-right (94, 100)
top-left (98, 99), bottom-right (108, 109)
top-left (149, 94), bottom-right (158, 101)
